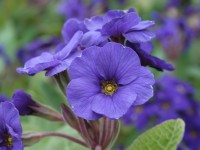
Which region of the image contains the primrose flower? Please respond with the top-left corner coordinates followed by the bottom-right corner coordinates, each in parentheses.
top-left (62, 8), bottom-right (155, 47)
top-left (122, 75), bottom-right (200, 150)
top-left (12, 90), bottom-right (39, 115)
top-left (0, 101), bottom-right (23, 150)
top-left (12, 90), bottom-right (63, 122)
top-left (126, 41), bottom-right (174, 71)
top-left (17, 37), bottom-right (60, 64)
top-left (62, 8), bottom-right (174, 71)
top-left (66, 42), bottom-right (155, 120)
top-left (57, 0), bottom-right (87, 20)
top-left (84, 8), bottom-right (155, 45)
top-left (17, 31), bottom-right (83, 76)
top-left (156, 17), bottom-right (193, 61)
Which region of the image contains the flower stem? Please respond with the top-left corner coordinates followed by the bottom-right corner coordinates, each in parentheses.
top-left (77, 118), bottom-right (95, 148)
top-left (54, 74), bottom-right (66, 95)
top-left (41, 132), bottom-right (88, 147)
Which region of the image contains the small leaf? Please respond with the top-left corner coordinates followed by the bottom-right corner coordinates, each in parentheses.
top-left (128, 119), bottom-right (185, 150)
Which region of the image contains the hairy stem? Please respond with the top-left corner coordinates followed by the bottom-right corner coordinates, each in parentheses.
top-left (41, 132), bottom-right (88, 147)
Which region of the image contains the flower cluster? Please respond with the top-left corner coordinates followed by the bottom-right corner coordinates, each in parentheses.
top-left (14, 7), bottom-right (176, 150)
top-left (154, 0), bottom-right (200, 61)
top-left (62, 8), bottom-right (174, 71)
top-left (15, 8), bottom-right (171, 120)
top-left (122, 75), bottom-right (200, 150)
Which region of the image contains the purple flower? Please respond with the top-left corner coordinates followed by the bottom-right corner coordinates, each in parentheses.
top-left (17, 37), bottom-right (60, 64)
top-left (11, 89), bottom-right (63, 121)
top-left (62, 19), bottom-right (87, 44)
top-left (156, 17), bottom-right (193, 60)
top-left (122, 75), bottom-right (200, 149)
top-left (0, 101), bottom-right (23, 150)
top-left (57, 0), bottom-right (87, 20)
top-left (122, 75), bottom-right (194, 126)
top-left (62, 8), bottom-right (155, 48)
top-left (12, 90), bottom-right (38, 116)
top-left (17, 31), bottom-right (83, 76)
top-left (126, 41), bottom-right (174, 71)
top-left (181, 115), bottom-right (200, 150)
top-left (83, 8), bottom-right (155, 46)
top-left (166, 0), bottom-right (181, 8)
top-left (62, 8), bottom-right (173, 71)
top-left (122, 105), bottom-right (154, 129)
top-left (148, 75), bottom-right (193, 123)
top-left (66, 42), bottom-right (155, 120)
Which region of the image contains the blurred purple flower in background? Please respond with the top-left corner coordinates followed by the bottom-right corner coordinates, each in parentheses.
top-left (57, 0), bottom-right (114, 20)
top-left (126, 41), bottom-right (174, 71)
top-left (17, 37), bottom-right (60, 64)
top-left (122, 75), bottom-right (200, 149)
top-left (0, 101), bottom-right (23, 150)
top-left (66, 42), bottom-right (155, 120)
top-left (153, 0), bottom-right (200, 61)
top-left (57, 0), bottom-right (87, 20)
top-left (155, 17), bottom-right (193, 61)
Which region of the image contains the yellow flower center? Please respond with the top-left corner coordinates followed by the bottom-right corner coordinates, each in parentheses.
top-left (102, 81), bottom-right (117, 95)
top-left (3, 135), bottom-right (13, 147)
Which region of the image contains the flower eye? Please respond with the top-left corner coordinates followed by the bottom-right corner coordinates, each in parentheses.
top-left (102, 81), bottom-right (118, 95)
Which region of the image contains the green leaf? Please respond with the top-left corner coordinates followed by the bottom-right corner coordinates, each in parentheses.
top-left (128, 119), bottom-right (185, 150)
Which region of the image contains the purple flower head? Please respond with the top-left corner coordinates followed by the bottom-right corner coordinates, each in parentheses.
top-left (0, 101), bottom-right (23, 150)
top-left (17, 37), bottom-right (60, 64)
top-left (150, 75), bottom-right (194, 122)
top-left (182, 115), bottom-right (200, 150)
top-left (156, 17), bottom-right (193, 60)
top-left (11, 90), bottom-right (63, 122)
top-left (83, 8), bottom-right (155, 46)
top-left (122, 104), bottom-right (154, 129)
top-left (66, 42), bottom-right (155, 120)
top-left (62, 19), bottom-right (87, 44)
top-left (126, 41), bottom-right (174, 71)
top-left (62, 8), bottom-right (173, 71)
top-left (122, 75), bottom-right (194, 128)
top-left (166, 0), bottom-right (181, 8)
top-left (12, 90), bottom-right (38, 116)
top-left (57, 0), bottom-right (87, 20)
top-left (17, 31), bottom-right (83, 76)
top-left (122, 74), bottom-right (200, 149)
top-left (166, 0), bottom-right (192, 9)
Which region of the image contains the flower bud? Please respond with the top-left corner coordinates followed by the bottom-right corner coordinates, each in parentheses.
top-left (12, 89), bottom-right (63, 122)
